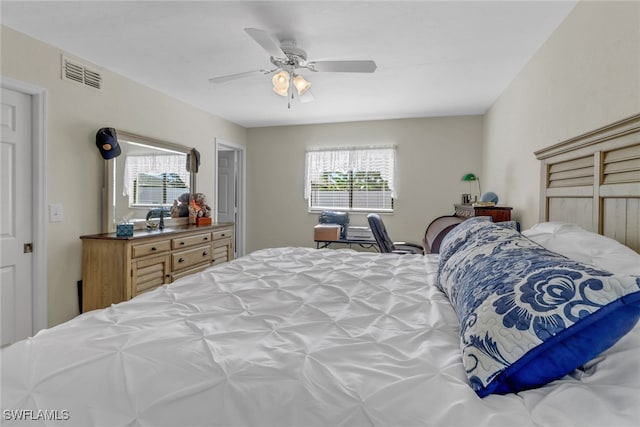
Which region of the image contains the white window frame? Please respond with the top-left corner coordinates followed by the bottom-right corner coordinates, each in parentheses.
top-left (304, 146), bottom-right (396, 213)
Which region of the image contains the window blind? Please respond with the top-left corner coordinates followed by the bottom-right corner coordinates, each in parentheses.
top-left (304, 146), bottom-right (396, 212)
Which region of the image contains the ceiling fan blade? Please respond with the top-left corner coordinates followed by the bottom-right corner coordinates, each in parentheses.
top-left (208, 69), bottom-right (272, 84)
top-left (307, 60), bottom-right (377, 73)
top-left (244, 28), bottom-right (285, 58)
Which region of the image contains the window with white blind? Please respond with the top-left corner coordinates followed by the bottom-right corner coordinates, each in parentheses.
top-left (305, 146), bottom-right (396, 212)
top-left (124, 154), bottom-right (190, 207)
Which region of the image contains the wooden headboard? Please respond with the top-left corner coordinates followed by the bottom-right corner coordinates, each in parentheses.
top-left (535, 113), bottom-right (640, 252)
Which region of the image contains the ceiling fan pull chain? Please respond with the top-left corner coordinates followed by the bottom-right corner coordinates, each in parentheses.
top-left (288, 84), bottom-right (294, 109)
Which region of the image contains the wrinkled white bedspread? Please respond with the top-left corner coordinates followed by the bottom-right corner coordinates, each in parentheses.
top-left (2, 247), bottom-right (639, 426)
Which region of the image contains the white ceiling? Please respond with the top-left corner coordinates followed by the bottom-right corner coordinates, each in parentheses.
top-left (1, 1), bottom-right (577, 128)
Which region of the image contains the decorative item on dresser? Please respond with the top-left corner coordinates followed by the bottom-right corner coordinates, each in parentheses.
top-left (80, 223), bottom-right (233, 312)
top-left (454, 203), bottom-right (512, 222)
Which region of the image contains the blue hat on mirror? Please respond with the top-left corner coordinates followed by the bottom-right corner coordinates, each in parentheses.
top-left (96, 127), bottom-right (121, 160)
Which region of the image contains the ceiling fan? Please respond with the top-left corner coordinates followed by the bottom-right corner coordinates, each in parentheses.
top-left (208, 28), bottom-right (377, 105)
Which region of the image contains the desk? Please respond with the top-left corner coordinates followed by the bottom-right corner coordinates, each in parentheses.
top-left (315, 238), bottom-right (378, 250)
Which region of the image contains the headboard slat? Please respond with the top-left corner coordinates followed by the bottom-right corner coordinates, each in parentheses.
top-left (548, 156), bottom-right (594, 188)
top-left (603, 144), bottom-right (640, 163)
top-left (548, 175), bottom-right (595, 188)
top-left (602, 170), bottom-right (640, 185)
top-left (602, 146), bottom-right (640, 185)
top-left (548, 156), bottom-right (593, 172)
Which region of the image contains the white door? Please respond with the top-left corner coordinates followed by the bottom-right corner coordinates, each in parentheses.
top-left (217, 150), bottom-right (236, 223)
top-left (1, 88), bottom-right (33, 347)
top-left (217, 150), bottom-right (237, 255)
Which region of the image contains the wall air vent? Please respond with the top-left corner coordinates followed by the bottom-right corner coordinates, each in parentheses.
top-left (61, 55), bottom-right (102, 91)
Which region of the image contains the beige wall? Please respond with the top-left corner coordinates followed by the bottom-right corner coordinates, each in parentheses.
top-left (1, 26), bottom-right (247, 326)
top-left (246, 116), bottom-right (483, 252)
top-left (483, 0), bottom-right (640, 229)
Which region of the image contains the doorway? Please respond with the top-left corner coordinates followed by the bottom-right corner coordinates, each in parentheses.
top-left (215, 138), bottom-right (245, 259)
top-left (1, 78), bottom-right (47, 346)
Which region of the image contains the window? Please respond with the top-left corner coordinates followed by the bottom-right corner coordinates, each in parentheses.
top-left (124, 154), bottom-right (190, 207)
top-left (305, 146), bottom-right (396, 212)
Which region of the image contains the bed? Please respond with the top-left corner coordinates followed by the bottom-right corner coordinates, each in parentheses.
top-left (2, 115), bottom-right (640, 427)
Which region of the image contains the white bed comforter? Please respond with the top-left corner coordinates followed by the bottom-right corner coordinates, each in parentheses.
top-left (2, 247), bottom-right (639, 427)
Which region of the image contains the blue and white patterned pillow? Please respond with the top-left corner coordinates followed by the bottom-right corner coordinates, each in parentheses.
top-left (437, 218), bottom-right (640, 397)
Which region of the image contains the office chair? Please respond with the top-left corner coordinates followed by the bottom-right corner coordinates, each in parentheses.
top-left (367, 213), bottom-right (424, 254)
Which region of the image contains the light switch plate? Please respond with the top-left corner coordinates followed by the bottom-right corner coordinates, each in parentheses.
top-left (49, 203), bottom-right (63, 222)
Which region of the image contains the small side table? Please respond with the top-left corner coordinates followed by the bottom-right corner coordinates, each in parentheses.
top-left (454, 204), bottom-right (512, 222)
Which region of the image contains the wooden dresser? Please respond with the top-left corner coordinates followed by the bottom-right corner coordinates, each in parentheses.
top-left (454, 204), bottom-right (512, 222)
top-left (80, 223), bottom-right (233, 312)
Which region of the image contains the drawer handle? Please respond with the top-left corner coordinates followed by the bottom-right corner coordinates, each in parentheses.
top-left (202, 251), bottom-right (208, 256)
top-left (221, 233), bottom-right (226, 237)
top-left (151, 247), bottom-right (157, 251)
top-left (180, 242), bottom-right (185, 246)
top-left (178, 257), bottom-right (185, 263)
top-left (165, 274), bottom-right (171, 278)
top-left (203, 237), bottom-right (209, 241)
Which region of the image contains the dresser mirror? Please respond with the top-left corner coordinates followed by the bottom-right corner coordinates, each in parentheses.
top-left (103, 130), bottom-right (197, 233)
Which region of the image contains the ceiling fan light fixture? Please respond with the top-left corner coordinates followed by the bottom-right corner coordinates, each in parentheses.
top-left (273, 86), bottom-right (288, 97)
top-left (298, 89), bottom-right (314, 104)
top-left (272, 70), bottom-right (290, 96)
top-left (293, 74), bottom-right (311, 95)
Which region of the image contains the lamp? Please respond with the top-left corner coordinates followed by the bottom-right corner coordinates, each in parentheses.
top-left (292, 74), bottom-right (311, 95)
top-left (461, 173), bottom-right (481, 201)
top-left (272, 70), bottom-right (290, 96)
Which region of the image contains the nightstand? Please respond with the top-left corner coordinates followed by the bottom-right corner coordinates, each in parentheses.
top-left (454, 204), bottom-right (512, 222)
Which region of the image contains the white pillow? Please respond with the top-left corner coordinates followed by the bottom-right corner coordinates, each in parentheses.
top-left (523, 222), bottom-right (640, 275)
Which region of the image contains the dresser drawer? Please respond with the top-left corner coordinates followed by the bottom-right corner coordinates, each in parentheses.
top-left (132, 239), bottom-right (171, 258)
top-left (172, 244), bottom-right (212, 271)
top-left (172, 263), bottom-right (211, 281)
top-left (213, 227), bottom-right (233, 241)
top-left (212, 245), bottom-right (229, 265)
top-left (132, 254), bottom-right (171, 296)
top-left (213, 237), bottom-right (231, 249)
top-left (172, 232), bottom-right (212, 249)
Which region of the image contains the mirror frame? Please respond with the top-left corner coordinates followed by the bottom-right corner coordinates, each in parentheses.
top-left (102, 130), bottom-right (198, 233)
